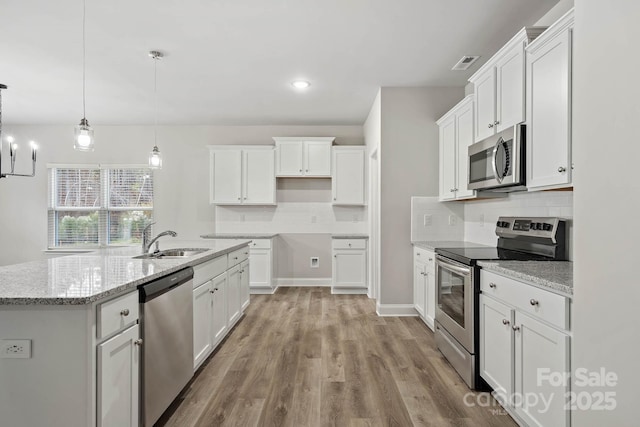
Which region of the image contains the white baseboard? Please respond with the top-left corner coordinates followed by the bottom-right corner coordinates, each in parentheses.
top-left (331, 287), bottom-right (368, 295)
top-left (276, 278), bottom-right (331, 287)
top-left (250, 287), bottom-right (277, 295)
top-left (376, 303), bottom-right (419, 317)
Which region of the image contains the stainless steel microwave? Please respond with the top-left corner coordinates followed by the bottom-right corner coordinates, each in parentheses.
top-left (467, 123), bottom-right (526, 192)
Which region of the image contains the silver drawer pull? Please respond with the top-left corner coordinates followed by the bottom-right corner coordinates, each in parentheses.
top-left (530, 299), bottom-right (539, 306)
top-left (489, 283), bottom-right (496, 289)
top-left (502, 319), bottom-right (510, 325)
top-left (512, 325), bottom-right (520, 332)
top-left (428, 258), bottom-right (433, 261)
top-left (120, 309), bottom-right (130, 316)
top-left (244, 252), bottom-right (249, 255)
top-left (134, 339), bottom-right (143, 346)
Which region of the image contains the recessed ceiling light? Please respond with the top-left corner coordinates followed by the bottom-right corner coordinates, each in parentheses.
top-left (291, 80), bottom-right (311, 89)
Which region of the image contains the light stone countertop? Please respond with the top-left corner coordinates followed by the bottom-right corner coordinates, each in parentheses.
top-left (201, 233), bottom-right (279, 239)
top-left (477, 260), bottom-right (573, 298)
top-left (332, 234), bottom-right (369, 239)
top-left (412, 241), bottom-right (490, 251)
top-left (0, 239), bottom-right (251, 306)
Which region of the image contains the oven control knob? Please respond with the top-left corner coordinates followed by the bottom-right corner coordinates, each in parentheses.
top-left (542, 223), bottom-right (553, 231)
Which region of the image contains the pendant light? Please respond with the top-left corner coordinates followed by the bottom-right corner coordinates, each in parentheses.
top-left (73, 0), bottom-right (94, 151)
top-left (148, 50), bottom-right (163, 169)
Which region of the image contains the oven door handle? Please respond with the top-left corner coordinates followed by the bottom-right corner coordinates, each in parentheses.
top-left (492, 137), bottom-right (504, 184)
top-left (436, 256), bottom-right (471, 276)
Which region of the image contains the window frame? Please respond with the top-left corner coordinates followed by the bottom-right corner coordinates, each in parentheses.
top-left (47, 164), bottom-right (154, 249)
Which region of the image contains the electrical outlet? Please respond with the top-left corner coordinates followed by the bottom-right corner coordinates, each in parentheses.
top-left (423, 214), bottom-right (432, 227)
top-left (1, 339), bottom-right (31, 359)
top-left (311, 215), bottom-right (317, 223)
top-left (310, 257), bottom-right (319, 268)
top-left (448, 215), bottom-right (457, 226)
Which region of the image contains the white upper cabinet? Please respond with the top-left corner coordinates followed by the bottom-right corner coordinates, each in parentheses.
top-left (437, 95), bottom-right (477, 201)
top-left (332, 146), bottom-right (366, 205)
top-left (273, 137), bottom-right (334, 177)
top-left (209, 146), bottom-right (275, 205)
top-left (469, 27), bottom-right (546, 143)
top-left (526, 10), bottom-right (574, 191)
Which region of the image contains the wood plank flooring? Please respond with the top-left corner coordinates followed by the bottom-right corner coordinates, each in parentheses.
top-left (159, 287), bottom-right (516, 427)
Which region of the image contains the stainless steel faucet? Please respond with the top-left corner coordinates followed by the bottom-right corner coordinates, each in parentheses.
top-left (142, 222), bottom-right (177, 254)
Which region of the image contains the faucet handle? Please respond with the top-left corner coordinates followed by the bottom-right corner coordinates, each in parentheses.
top-left (143, 222), bottom-right (156, 234)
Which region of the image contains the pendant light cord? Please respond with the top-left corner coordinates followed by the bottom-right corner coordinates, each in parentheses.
top-left (154, 55), bottom-right (158, 146)
top-left (82, 0), bottom-right (87, 120)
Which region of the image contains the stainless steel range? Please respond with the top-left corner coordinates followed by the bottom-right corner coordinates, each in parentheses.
top-left (434, 216), bottom-right (567, 389)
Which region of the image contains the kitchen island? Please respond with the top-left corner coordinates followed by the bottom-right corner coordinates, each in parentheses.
top-left (0, 239), bottom-right (251, 427)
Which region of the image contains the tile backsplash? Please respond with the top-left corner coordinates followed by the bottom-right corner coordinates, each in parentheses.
top-left (410, 197), bottom-right (464, 242)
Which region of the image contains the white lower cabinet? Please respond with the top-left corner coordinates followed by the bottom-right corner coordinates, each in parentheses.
top-left (193, 281), bottom-right (214, 368)
top-left (413, 246), bottom-right (436, 330)
top-left (480, 270), bottom-right (570, 427)
top-left (211, 272), bottom-right (228, 348)
top-left (227, 264), bottom-right (242, 327)
top-left (331, 238), bottom-right (368, 293)
top-left (240, 259), bottom-right (250, 310)
top-left (97, 323), bottom-right (140, 427)
top-left (248, 238), bottom-right (276, 293)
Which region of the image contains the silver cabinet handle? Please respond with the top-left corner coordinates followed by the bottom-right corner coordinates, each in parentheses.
top-left (237, 197), bottom-right (241, 200)
top-left (299, 169), bottom-right (302, 172)
top-left (488, 123), bottom-right (494, 128)
top-left (120, 309), bottom-right (130, 316)
top-left (210, 289), bottom-right (215, 294)
top-left (558, 166), bottom-right (567, 173)
top-left (333, 197), bottom-right (337, 201)
top-left (428, 258), bottom-right (433, 261)
top-left (450, 189), bottom-right (455, 193)
top-left (502, 319), bottom-right (510, 325)
top-left (252, 242), bottom-right (257, 246)
top-left (348, 243), bottom-right (352, 247)
top-left (489, 283), bottom-right (496, 289)
top-left (334, 255), bottom-right (337, 258)
top-left (234, 257), bottom-right (238, 260)
top-left (512, 325), bottom-right (520, 332)
top-left (494, 121), bottom-right (500, 126)
top-left (530, 299), bottom-right (539, 306)
top-left (306, 169), bottom-right (309, 172)
top-left (244, 252), bottom-right (249, 255)
top-left (417, 252), bottom-right (421, 256)
top-left (134, 339), bottom-right (143, 346)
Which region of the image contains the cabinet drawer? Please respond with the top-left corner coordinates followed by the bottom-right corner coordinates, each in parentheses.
top-left (193, 255), bottom-right (228, 287)
top-left (414, 247), bottom-right (435, 267)
top-left (228, 246), bottom-right (250, 266)
top-left (481, 270), bottom-right (569, 330)
top-left (332, 239), bottom-right (366, 250)
top-left (248, 239), bottom-right (271, 250)
top-left (97, 291), bottom-right (139, 339)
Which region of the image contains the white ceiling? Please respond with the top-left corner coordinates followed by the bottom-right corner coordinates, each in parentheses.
top-left (0, 0), bottom-right (557, 126)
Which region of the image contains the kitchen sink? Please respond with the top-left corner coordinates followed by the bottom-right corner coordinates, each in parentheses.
top-left (133, 248), bottom-right (209, 259)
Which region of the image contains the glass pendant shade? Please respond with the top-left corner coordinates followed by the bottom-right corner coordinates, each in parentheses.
top-left (74, 118), bottom-right (94, 151)
top-left (149, 145), bottom-right (162, 169)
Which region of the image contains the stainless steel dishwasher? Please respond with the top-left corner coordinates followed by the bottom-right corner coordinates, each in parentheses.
top-left (139, 267), bottom-right (194, 426)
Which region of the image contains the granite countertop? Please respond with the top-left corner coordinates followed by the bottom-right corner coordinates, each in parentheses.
top-left (0, 239), bottom-right (251, 306)
top-left (412, 241), bottom-right (490, 251)
top-left (477, 260), bottom-right (573, 298)
top-left (332, 234), bottom-right (369, 239)
top-left (201, 233), bottom-right (279, 239)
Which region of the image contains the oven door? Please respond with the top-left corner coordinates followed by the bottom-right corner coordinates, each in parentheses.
top-left (468, 124), bottom-right (524, 191)
top-left (435, 255), bottom-right (474, 353)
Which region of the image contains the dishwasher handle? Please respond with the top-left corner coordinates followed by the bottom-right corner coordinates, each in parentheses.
top-left (139, 267), bottom-right (194, 303)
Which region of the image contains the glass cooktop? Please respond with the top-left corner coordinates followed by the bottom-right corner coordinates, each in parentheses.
top-left (435, 247), bottom-right (554, 266)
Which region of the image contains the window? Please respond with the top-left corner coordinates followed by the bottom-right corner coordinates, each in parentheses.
top-left (48, 165), bottom-right (154, 248)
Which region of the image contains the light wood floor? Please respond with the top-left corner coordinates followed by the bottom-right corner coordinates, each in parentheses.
top-left (159, 287), bottom-right (516, 427)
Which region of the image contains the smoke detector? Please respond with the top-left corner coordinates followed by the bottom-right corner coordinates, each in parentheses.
top-left (452, 55), bottom-right (480, 71)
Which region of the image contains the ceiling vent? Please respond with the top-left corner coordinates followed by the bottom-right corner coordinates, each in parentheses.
top-left (451, 55), bottom-right (480, 71)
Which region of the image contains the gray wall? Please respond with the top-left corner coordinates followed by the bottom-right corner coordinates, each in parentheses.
top-left (572, 0), bottom-right (639, 424)
top-left (378, 87), bottom-right (464, 305)
top-left (275, 234), bottom-right (332, 279)
top-left (0, 124), bottom-right (362, 266)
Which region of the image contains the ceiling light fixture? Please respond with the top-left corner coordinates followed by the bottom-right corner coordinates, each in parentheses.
top-left (73, 0), bottom-right (94, 152)
top-left (0, 84), bottom-right (38, 179)
top-left (148, 50), bottom-right (163, 169)
top-left (291, 80), bottom-right (311, 89)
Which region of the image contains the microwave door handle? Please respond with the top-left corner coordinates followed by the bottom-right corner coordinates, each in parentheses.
top-left (492, 137), bottom-right (504, 184)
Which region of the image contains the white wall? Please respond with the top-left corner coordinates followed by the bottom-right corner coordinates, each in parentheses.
top-left (378, 87), bottom-right (464, 305)
top-left (572, 0), bottom-right (640, 425)
top-left (535, 0), bottom-right (574, 26)
top-left (0, 124), bottom-right (362, 266)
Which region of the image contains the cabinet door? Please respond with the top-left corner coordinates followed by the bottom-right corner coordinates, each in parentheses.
top-left (413, 260), bottom-right (427, 317)
top-left (211, 272), bottom-right (228, 347)
top-left (227, 265), bottom-right (242, 326)
top-left (97, 324), bottom-right (139, 427)
top-left (332, 147), bottom-right (365, 205)
top-left (495, 42), bottom-right (526, 133)
top-left (332, 249), bottom-right (367, 288)
top-left (455, 100), bottom-right (475, 199)
top-left (240, 260), bottom-right (250, 311)
top-left (243, 149), bottom-right (275, 204)
top-left (249, 248), bottom-right (271, 289)
top-left (526, 27), bottom-right (572, 190)
top-left (479, 295), bottom-right (514, 400)
top-left (514, 313), bottom-right (570, 427)
top-left (439, 116), bottom-right (457, 201)
top-left (193, 281), bottom-right (213, 369)
top-left (275, 141), bottom-right (304, 176)
top-left (474, 69), bottom-right (497, 142)
top-left (210, 149), bottom-right (242, 204)
top-left (304, 141), bottom-right (332, 176)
